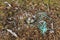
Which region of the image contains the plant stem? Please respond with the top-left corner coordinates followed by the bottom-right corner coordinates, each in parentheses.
top-left (48, 0), bottom-right (50, 12)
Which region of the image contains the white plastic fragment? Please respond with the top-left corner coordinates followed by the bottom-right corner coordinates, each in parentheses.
top-left (28, 18), bottom-right (31, 21)
top-left (32, 15), bottom-right (36, 18)
top-left (7, 29), bottom-right (18, 37)
top-left (49, 22), bottom-right (54, 33)
top-left (51, 22), bottom-right (54, 29)
top-left (39, 20), bottom-right (44, 23)
top-left (49, 30), bottom-right (54, 33)
top-left (27, 17), bottom-right (31, 24)
top-left (31, 19), bottom-right (34, 23)
top-left (4, 1), bottom-right (11, 7)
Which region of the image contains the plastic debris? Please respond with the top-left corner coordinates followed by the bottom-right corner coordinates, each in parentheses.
top-left (49, 30), bottom-right (54, 33)
top-left (38, 12), bottom-right (48, 19)
top-left (7, 29), bottom-right (18, 37)
top-left (26, 17), bottom-right (36, 24)
top-left (38, 20), bottom-right (47, 34)
top-left (4, 1), bottom-right (11, 7)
